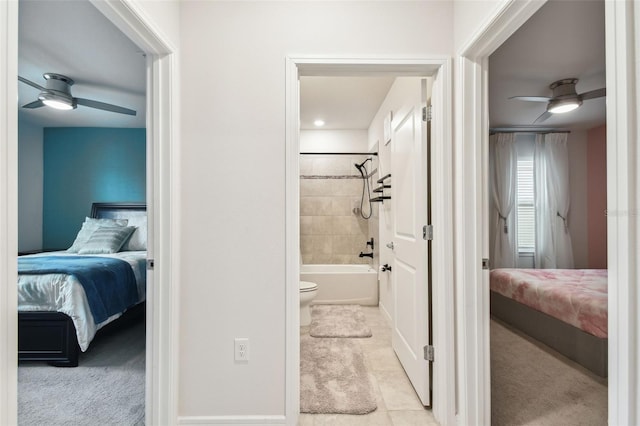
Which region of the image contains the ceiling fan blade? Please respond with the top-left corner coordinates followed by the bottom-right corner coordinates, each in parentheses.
top-left (509, 96), bottom-right (551, 102)
top-left (22, 100), bottom-right (45, 109)
top-left (76, 98), bottom-right (136, 116)
top-left (580, 88), bottom-right (606, 100)
top-left (18, 76), bottom-right (46, 92)
top-left (533, 111), bottom-right (552, 124)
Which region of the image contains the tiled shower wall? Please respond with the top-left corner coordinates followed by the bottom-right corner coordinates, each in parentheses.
top-left (300, 154), bottom-right (378, 264)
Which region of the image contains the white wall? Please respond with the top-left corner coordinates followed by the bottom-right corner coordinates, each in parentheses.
top-left (178, 1), bottom-right (452, 419)
top-left (567, 130), bottom-right (589, 268)
top-left (17, 119), bottom-right (42, 252)
top-left (300, 129), bottom-right (367, 153)
top-left (130, 0), bottom-right (180, 49)
top-left (454, 0), bottom-right (506, 52)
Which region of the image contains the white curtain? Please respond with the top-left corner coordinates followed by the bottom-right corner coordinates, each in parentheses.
top-left (534, 133), bottom-right (574, 268)
top-left (489, 133), bottom-right (517, 268)
top-left (546, 133), bottom-right (574, 268)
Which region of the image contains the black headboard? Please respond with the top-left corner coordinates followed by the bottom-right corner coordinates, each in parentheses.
top-left (90, 202), bottom-right (147, 220)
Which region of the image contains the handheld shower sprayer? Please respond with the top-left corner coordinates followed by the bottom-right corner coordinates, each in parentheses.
top-left (354, 157), bottom-right (373, 219)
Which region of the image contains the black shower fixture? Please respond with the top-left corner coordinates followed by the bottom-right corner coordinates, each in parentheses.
top-left (355, 158), bottom-right (373, 220)
top-left (354, 158), bottom-right (372, 172)
top-left (366, 238), bottom-right (374, 250)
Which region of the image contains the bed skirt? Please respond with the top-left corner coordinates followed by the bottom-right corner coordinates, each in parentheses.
top-left (491, 291), bottom-right (607, 378)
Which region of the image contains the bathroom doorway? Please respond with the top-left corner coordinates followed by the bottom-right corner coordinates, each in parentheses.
top-left (286, 58), bottom-right (455, 425)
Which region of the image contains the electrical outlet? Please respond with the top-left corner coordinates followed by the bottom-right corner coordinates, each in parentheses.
top-left (234, 338), bottom-right (249, 362)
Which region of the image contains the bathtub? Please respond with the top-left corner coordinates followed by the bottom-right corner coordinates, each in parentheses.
top-left (300, 264), bottom-right (378, 306)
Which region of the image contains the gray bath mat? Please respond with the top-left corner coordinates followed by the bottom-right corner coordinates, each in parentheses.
top-left (300, 335), bottom-right (377, 414)
top-left (309, 305), bottom-right (372, 338)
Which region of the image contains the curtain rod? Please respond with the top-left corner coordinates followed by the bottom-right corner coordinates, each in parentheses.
top-left (489, 129), bottom-right (571, 135)
top-left (300, 152), bottom-right (378, 156)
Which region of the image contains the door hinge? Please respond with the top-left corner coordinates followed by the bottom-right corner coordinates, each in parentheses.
top-left (423, 224), bottom-right (433, 240)
top-left (147, 259), bottom-right (155, 270)
top-left (482, 258), bottom-right (490, 270)
top-left (422, 105), bottom-right (432, 122)
top-left (424, 345), bottom-right (434, 362)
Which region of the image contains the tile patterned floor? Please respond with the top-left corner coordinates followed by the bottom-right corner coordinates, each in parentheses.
top-left (299, 306), bottom-right (439, 426)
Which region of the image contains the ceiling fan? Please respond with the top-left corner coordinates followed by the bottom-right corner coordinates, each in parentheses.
top-left (510, 78), bottom-right (605, 124)
top-left (18, 73), bottom-right (136, 116)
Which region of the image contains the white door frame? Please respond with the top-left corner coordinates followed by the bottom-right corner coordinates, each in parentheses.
top-left (603, 2), bottom-right (640, 423)
top-left (0, 1), bottom-right (180, 424)
top-left (455, 1), bottom-right (640, 425)
top-left (0, 1), bottom-right (20, 423)
top-left (454, 3), bottom-right (545, 424)
top-left (285, 57), bottom-right (455, 426)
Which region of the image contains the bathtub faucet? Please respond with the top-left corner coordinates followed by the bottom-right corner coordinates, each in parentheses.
top-left (359, 251), bottom-right (374, 258)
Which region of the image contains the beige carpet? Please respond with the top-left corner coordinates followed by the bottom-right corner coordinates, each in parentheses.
top-left (491, 319), bottom-right (608, 426)
top-left (309, 304), bottom-right (372, 338)
top-left (300, 334), bottom-right (377, 414)
top-left (18, 317), bottom-right (145, 426)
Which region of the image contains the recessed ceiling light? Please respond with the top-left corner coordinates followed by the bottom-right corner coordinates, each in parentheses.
top-left (314, 119), bottom-right (325, 127)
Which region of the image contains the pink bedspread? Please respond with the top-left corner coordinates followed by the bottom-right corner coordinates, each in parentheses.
top-left (490, 268), bottom-right (608, 338)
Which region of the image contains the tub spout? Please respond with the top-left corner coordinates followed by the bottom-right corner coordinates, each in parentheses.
top-left (359, 252), bottom-right (374, 258)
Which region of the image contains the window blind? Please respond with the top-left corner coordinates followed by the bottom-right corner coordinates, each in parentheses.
top-left (516, 157), bottom-right (535, 251)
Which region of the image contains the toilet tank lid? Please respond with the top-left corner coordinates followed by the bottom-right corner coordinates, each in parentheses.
top-left (300, 281), bottom-right (317, 291)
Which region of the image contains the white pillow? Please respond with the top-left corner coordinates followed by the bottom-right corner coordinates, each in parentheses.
top-left (67, 217), bottom-right (128, 253)
top-left (78, 226), bottom-right (136, 255)
top-left (121, 215), bottom-right (147, 251)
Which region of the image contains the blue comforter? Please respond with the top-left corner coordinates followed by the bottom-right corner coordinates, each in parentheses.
top-left (18, 255), bottom-right (139, 324)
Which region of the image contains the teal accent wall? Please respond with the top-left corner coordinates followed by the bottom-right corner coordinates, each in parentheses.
top-left (43, 127), bottom-right (146, 249)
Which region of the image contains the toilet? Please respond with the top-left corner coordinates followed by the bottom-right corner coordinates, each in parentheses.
top-left (300, 280), bottom-right (318, 326)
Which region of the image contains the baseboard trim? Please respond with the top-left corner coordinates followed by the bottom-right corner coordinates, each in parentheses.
top-left (177, 415), bottom-right (287, 425)
top-left (379, 301), bottom-right (392, 326)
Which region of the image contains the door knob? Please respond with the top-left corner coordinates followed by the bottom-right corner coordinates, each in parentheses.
top-left (386, 242), bottom-right (394, 250)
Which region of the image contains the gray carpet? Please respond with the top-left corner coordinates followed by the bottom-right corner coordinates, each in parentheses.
top-left (300, 334), bottom-right (377, 414)
top-left (491, 319), bottom-right (608, 426)
top-left (18, 318), bottom-right (145, 426)
top-left (310, 305), bottom-right (372, 338)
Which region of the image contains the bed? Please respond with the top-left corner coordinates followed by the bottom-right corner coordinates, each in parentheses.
top-left (18, 202), bottom-right (147, 367)
top-left (490, 268), bottom-right (608, 377)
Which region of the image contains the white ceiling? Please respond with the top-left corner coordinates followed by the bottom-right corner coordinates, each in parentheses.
top-left (300, 76), bottom-right (395, 130)
top-left (489, 0), bottom-right (606, 130)
top-left (18, 0), bottom-right (146, 128)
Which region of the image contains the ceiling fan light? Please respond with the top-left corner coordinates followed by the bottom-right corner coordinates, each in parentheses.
top-left (39, 91), bottom-right (75, 110)
top-left (548, 98), bottom-right (581, 114)
top-left (42, 99), bottom-right (74, 110)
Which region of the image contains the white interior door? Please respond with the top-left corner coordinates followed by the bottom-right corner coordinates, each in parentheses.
top-left (390, 78), bottom-right (431, 406)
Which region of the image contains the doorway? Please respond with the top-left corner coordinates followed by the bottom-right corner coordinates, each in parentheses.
top-left (486, 1), bottom-right (608, 423)
top-left (457, 0), bottom-right (638, 424)
top-left (285, 58), bottom-right (455, 426)
top-left (17, 1), bottom-right (147, 422)
top-left (0, 1), bottom-right (178, 424)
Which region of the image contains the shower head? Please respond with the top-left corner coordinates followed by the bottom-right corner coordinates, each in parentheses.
top-left (354, 158), bottom-right (372, 171)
